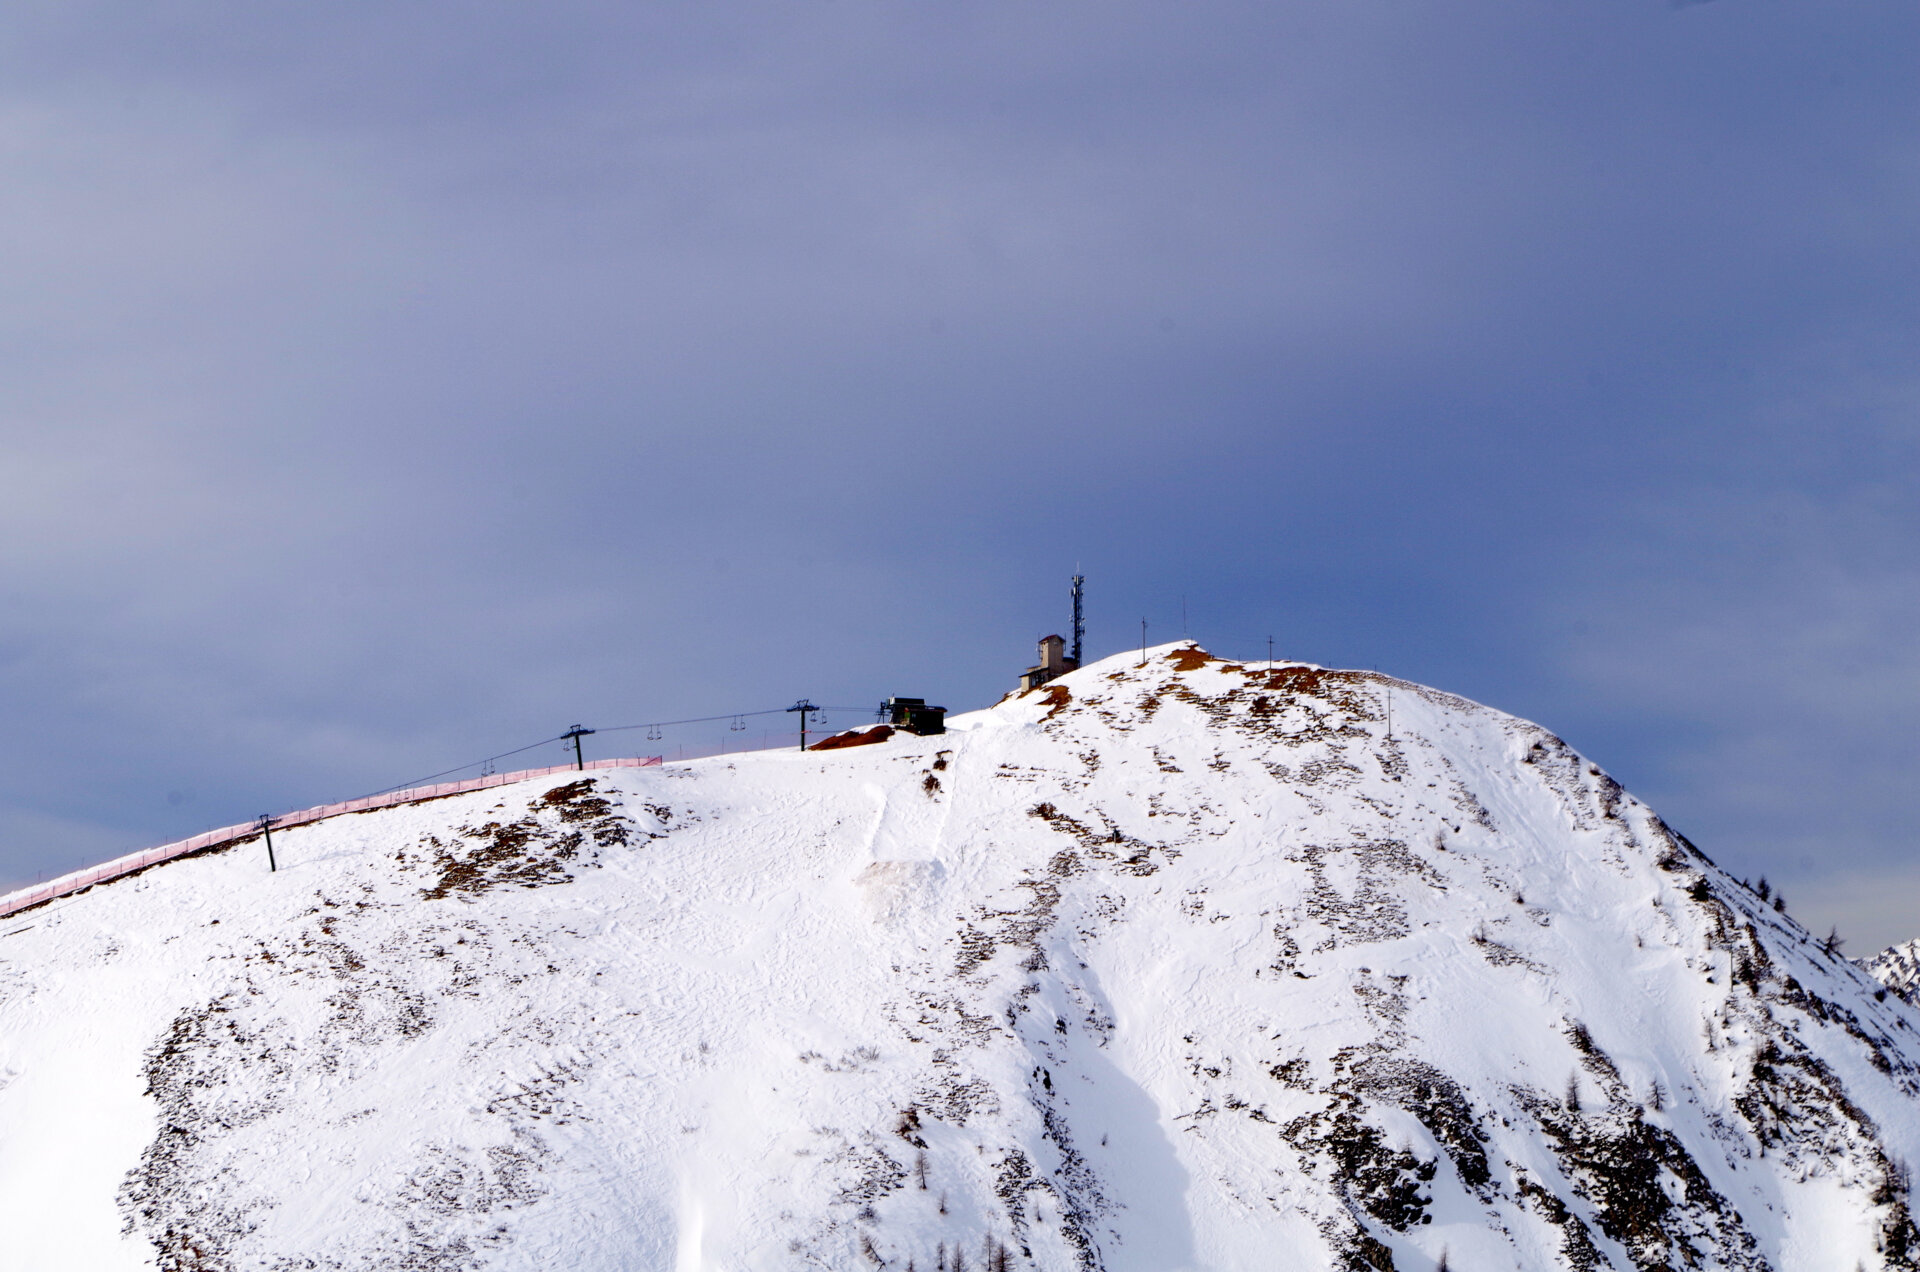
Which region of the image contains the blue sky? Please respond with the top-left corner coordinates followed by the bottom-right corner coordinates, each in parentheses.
top-left (2, 1), bottom-right (1915, 949)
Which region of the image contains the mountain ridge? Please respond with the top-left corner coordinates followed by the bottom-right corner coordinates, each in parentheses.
top-left (1, 643), bottom-right (1916, 1271)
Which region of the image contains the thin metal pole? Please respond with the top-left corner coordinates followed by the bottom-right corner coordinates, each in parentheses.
top-left (1140, 618), bottom-right (1147, 665)
top-left (259, 816), bottom-right (277, 873)
top-left (1267, 635), bottom-right (1273, 670)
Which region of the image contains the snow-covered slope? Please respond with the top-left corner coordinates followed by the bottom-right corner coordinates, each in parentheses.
top-left (1867, 941), bottom-right (1920, 1009)
top-left (2, 643), bottom-right (1917, 1271)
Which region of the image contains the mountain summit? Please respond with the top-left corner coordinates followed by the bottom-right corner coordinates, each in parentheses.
top-left (2, 644), bottom-right (1916, 1270)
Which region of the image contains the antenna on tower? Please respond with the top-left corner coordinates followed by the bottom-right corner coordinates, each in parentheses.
top-left (1070, 574), bottom-right (1085, 667)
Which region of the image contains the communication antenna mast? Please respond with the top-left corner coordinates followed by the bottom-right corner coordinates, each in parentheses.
top-left (1070, 574), bottom-right (1085, 667)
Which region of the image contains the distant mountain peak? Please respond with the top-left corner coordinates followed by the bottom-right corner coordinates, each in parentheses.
top-left (1866, 938), bottom-right (1920, 1007)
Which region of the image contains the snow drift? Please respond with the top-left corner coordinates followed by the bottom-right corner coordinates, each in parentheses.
top-left (2, 643), bottom-right (1917, 1271)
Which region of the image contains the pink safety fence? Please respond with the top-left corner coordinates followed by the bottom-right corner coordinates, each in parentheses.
top-left (0, 756), bottom-right (663, 922)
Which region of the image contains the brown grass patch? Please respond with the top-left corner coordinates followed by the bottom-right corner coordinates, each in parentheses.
top-left (1166, 645), bottom-right (1213, 672)
top-left (420, 778), bottom-right (634, 900)
top-left (810, 725), bottom-right (895, 751)
top-left (1252, 665), bottom-right (1363, 695)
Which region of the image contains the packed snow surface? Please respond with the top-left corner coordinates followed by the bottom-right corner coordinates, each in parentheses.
top-left (2, 644), bottom-right (1917, 1271)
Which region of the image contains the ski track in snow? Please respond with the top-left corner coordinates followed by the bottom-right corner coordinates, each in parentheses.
top-left (1, 643), bottom-right (1917, 1271)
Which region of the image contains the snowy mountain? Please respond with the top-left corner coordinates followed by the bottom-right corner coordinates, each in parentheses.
top-left (1867, 941), bottom-right (1920, 1009)
top-left (2, 643), bottom-right (1917, 1271)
